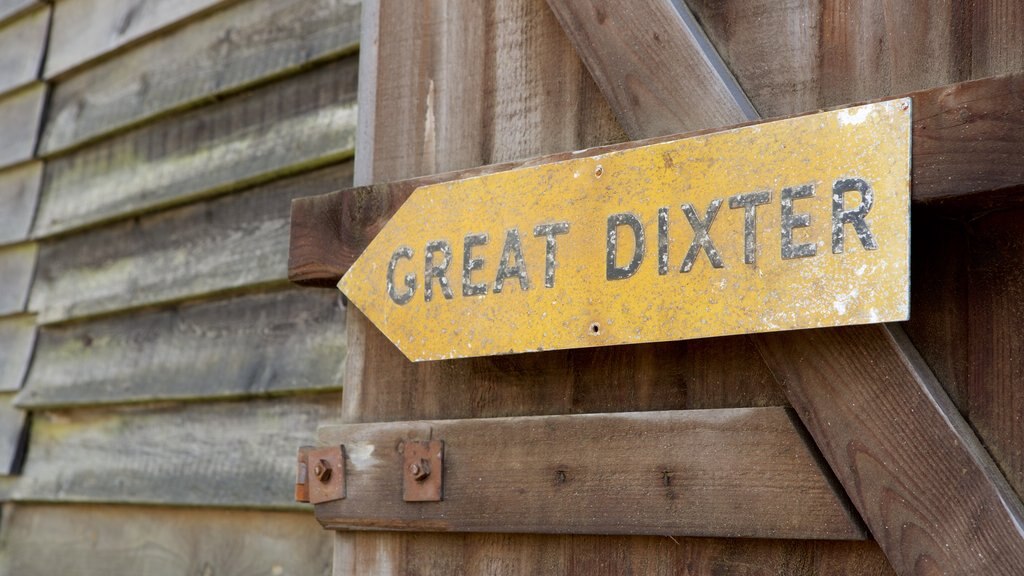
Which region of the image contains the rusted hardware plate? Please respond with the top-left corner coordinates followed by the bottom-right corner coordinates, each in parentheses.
top-left (306, 445), bottom-right (346, 505)
top-left (295, 445), bottom-right (313, 503)
top-left (339, 100), bottom-right (911, 361)
top-left (403, 440), bottom-right (444, 502)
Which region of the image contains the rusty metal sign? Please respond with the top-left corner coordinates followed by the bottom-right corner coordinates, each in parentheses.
top-left (340, 100), bottom-right (911, 361)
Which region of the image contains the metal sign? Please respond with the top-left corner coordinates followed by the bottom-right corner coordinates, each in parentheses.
top-left (340, 99), bottom-right (911, 361)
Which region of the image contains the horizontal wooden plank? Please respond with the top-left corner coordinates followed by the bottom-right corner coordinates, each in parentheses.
top-left (0, 162), bottom-right (41, 246)
top-left (0, 243), bottom-right (36, 317)
top-left (40, 0), bottom-right (361, 155)
top-left (34, 55), bottom-right (358, 238)
top-left (0, 6), bottom-right (49, 97)
top-left (0, 0), bottom-right (40, 24)
top-left (44, 0), bottom-right (233, 78)
top-left (290, 72), bottom-right (1024, 286)
top-left (0, 314), bottom-right (35, 392)
top-left (30, 161), bottom-right (353, 324)
top-left (0, 393), bottom-right (27, 475)
top-left (315, 408), bottom-right (866, 540)
top-left (18, 288), bottom-right (345, 408)
top-left (8, 393), bottom-right (336, 508)
top-left (0, 504), bottom-right (332, 575)
top-left (0, 83), bottom-right (45, 170)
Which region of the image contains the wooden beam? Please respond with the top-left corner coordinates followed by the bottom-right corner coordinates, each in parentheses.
top-left (0, 83), bottom-right (45, 171)
top-left (0, 314), bottom-right (35, 393)
top-left (0, 242), bottom-right (36, 317)
top-left (544, 0), bottom-right (755, 136)
top-left (316, 408), bottom-right (865, 539)
top-left (754, 325), bottom-right (1024, 574)
top-left (0, 6), bottom-right (50, 97)
top-left (0, 162), bottom-right (41, 247)
top-left (289, 71), bottom-right (1024, 287)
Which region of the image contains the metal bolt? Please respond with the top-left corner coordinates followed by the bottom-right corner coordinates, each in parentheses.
top-left (409, 458), bottom-right (431, 481)
top-left (314, 458), bottom-right (332, 483)
top-left (594, 164), bottom-right (603, 178)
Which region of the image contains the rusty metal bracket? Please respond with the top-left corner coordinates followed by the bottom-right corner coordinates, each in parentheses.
top-left (295, 445), bottom-right (346, 504)
top-left (403, 440), bottom-right (443, 502)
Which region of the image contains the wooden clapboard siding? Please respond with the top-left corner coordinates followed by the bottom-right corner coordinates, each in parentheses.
top-left (315, 408), bottom-right (863, 539)
top-left (0, 6), bottom-right (49, 97)
top-left (33, 55), bottom-right (358, 238)
top-left (0, 243), bottom-right (35, 317)
top-left (0, 394), bottom-right (27, 475)
top-left (0, 162), bottom-right (41, 247)
top-left (0, 0), bottom-right (40, 23)
top-left (0, 504), bottom-right (332, 576)
top-left (18, 288), bottom-right (345, 409)
top-left (30, 161), bottom-right (354, 325)
top-left (969, 209), bottom-right (1024, 499)
top-left (687, 0), bottom-right (1024, 119)
top-left (44, 0), bottom-right (236, 78)
top-left (8, 393), bottom-right (335, 508)
top-left (40, 0), bottom-right (361, 155)
top-left (0, 83), bottom-right (45, 170)
top-left (0, 315), bottom-right (34, 393)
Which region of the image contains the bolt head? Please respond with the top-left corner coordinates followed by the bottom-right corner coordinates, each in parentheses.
top-left (314, 458), bottom-right (332, 483)
top-left (410, 458), bottom-right (431, 481)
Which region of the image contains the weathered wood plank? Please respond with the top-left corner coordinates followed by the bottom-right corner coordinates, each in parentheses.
top-left (972, 0), bottom-right (1024, 78)
top-left (8, 393), bottom-right (336, 508)
top-left (968, 209), bottom-right (1024, 500)
top-left (315, 408), bottom-right (863, 539)
top-left (44, 0), bottom-right (234, 78)
top-left (0, 243), bottom-right (36, 317)
top-left (291, 72), bottom-right (1024, 287)
top-left (17, 288), bottom-right (345, 408)
top-left (0, 162), bottom-right (41, 247)
top-left (34, 56), bottom-right (358, 238)
top-left (0, 314), bottom-right (35, 393)
top-left (0, 393), bottom-right (26, 475)
top-left (755, 325), bottom-right (1024, 575)
top-left (40, 0), bottom-right (361, 155)
top-left (0, 504), bottom-right (332, 575)
top-left (0, 6), bottom-right (49, 97)
top-left (0, 0), bottom-right (39, 23)
top-left (0, 83), bottom-right (45, 170)
top-left (545, 0), bottom-right (754, 137)
top-left (31, 161), bottom-right (353, 324)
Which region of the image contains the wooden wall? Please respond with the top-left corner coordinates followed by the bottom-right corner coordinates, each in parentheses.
top-left (0, 0), bottom-right (360, 573)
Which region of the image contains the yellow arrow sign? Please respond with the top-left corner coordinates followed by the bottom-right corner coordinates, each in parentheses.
top-left (340, 100), bottom-right (911, 361)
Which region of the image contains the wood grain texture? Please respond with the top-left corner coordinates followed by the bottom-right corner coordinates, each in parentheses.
top-left (545, 0), bottom-right (754, 137)
top-left (0, 393), bottom-right (27, 475)
top-left (755, 325), bottom-right (1024, 575)
top-left (0, 504), bottom-right (332, 576)
top-left (39, 0), bottom-right (361, 155)
top-left (34, 56), bottom-right (358, 238)
top-left (0, 314), bottom-right (35, 393)
top-left (18, 288), bottom-right (345, 408)
top-left (0, 243), bottom-right (36, 317)
top-left (0, 6), bottom-right (49, 97)
top-left (31, 161), bottom-right (353, 324)
top-left (0, 162), bottom-right (41, 247)
top-left (0, 0), bottom-right (39, 23)
top-left (968, 209), bottom-right (1024, 500)
top-left (972, 0), bottom-right (1024, 78)
top-left (8, 393), bottom-right (337, 508)
top-left (44, 0), bottom-right (234, 78)
top-left (291, 72), bottom-right (1024, 288)
top-left (315, 408), bottom-right (863, 539)
top-left (0, 83), bottom-right (45, 170)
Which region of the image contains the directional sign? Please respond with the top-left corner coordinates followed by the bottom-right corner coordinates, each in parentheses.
top-left (340, 100), bottom-right (911, 361)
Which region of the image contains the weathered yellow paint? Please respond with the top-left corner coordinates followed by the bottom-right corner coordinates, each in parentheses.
top-left (340, 100), bottom-right (911, 361)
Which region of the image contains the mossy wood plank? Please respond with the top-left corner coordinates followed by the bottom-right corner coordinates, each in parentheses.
top-left (44, 0), bottom-right (234, 78)
top-left (34, 56), bottom-right (358, 238)
top-left (0, 162), bottom-right (41, 247)
top-left (0, 393), bottom-right (26, 475)
top-left (18, 288), bottom-right (344, 408)
top-left (0, 83), bottom-right (45, 170)
top-left (0, 504), bottom-right (332, 575)
top-left (0, 314), bottom-right (35, 393)
top-left (0, 243), bottom-right (36, 317)
top-left (9, 394), bottom-right (335, 508)
top-left (31, 162), bottom-right (353, 324)
top-left (40, 0), bottom-right (360, 155)
top-left (0, 6), bottom-right (49, 97)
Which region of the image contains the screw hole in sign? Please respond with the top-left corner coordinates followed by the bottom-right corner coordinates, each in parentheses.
top-left (589, 323), bottom-right (600, 335)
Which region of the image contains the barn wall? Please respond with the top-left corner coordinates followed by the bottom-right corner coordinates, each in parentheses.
top-left (0, 0), bottom-right (360, 573)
